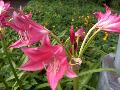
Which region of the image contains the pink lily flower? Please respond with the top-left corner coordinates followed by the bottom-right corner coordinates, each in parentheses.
top-left (9, 11), bottom-right (49, 48)
top-left (19, 39), bottom-right (76, 90)
top-left (75, 27), bottom-right (86, 41)
top-left (0, 0), bottom-right (10, 27)
top-left (94, 4), bottom-right (120, 33)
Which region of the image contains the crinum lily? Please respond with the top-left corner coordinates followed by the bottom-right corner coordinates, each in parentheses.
top-left (20, 36), bottom-right (76, 90)
top-left (9, 11), bottom-right (49, 48)
top-left (94, 4), bottom-right (120, 33)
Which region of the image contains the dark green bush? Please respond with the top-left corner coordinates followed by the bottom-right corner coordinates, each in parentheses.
top-left (24, 0), bottom-right (103, 33)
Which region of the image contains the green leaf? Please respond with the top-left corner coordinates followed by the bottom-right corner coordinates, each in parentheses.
top-left (78, 68), bottom-right (116, 77)
top-left (35, 83), bottom-right (49, 89)
top-left (6, 72), bottom-right (24, 81)
top-left (57, 84), bottom-right (62, 90)
top-left (81, 84), bottom-right (95, 90)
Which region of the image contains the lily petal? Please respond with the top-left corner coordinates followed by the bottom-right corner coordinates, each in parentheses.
top-left (20, 59), bottom-right (44, 71)
top-left (94, 4), bottom-right (120, 33)
top-left (46, 60), bottom-right (66, 90)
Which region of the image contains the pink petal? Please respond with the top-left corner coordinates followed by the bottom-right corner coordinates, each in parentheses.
top-left (12, 12), bottom-right (28, 32)
top-left (0, 0), bottom-right (4, 7)
top-left (19, 59), bottom-right (44, 71)
top-left (9, 39), bottom-right (29, 48)
top-left (65, 62), bottom-right (77, 78)
top-left (28, 25), bottom-right (49, 44)
top-left (53, 45), bottom-right (69, 63)
top-left (9, 11), bottom-right (50, 48)
top-left (46, 60), bottom-right (66, 90)
top-left (103, 4), bottom-right (111, 15)
top-left (4, 3), bottom-right (10, 11)
top-left (41, 35), bottom-right (51, 46)
top-left (21, 47), bottom-right (53, 63)
top-left (94, 4), bottom-right (111, 23)
top-left (94, 4), bottom-right (120, 33)
top-left (20, 47), bottom-right (54, 71)
top-left (94, 12), bottom-right (104, 21)
top-left (75, 27), bottom-right (86, 41)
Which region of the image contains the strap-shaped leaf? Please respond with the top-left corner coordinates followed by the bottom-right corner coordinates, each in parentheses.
top-left (78, 68), bottom-right (117, 77)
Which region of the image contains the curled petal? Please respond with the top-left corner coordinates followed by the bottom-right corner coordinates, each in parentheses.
top-left (75, 27), bottom-right (86, 41)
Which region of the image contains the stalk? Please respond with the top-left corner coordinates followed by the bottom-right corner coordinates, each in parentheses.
top-left (80, 29), bottom-right (101, 56)
top-left (73, 74), bottom-right (79, 90)
top-left (73, 24), bottom-right (97, 90)
top-left (79, 62), bottom-right (100, 90)
top-left (57, 83), bottom-right (62, 90)
top-left (78, 24), bottom-right (97, 57)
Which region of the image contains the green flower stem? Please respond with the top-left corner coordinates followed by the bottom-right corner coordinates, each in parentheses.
top-left (78, 24), bottom-right (97, 57)
top-left (57, 83), bottom-right (62, 90)
top-left (1, 39), bottom-right (23, 89)
top-left (1, 76), bottom-right (9, 90)
top-left (73, 72), bottom-right (79, 90)
top-left (80, 29), bottom-right (101, 57)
